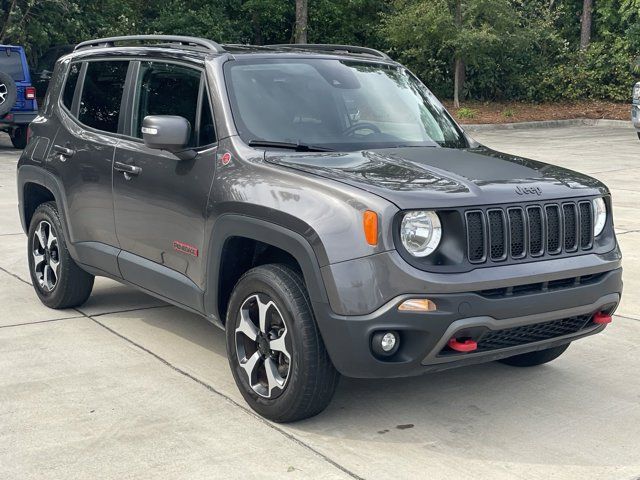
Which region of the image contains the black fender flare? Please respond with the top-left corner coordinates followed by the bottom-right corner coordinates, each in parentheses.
top-left (17, 164), bottom-right (77, 254)
top-left (203, 214), bottom-right (330, 322)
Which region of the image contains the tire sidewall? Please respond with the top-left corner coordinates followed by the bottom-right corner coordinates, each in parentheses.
top-left (225, 271), bottom-right (308, 418)
top-left (0, 71), bottom-right (17, 116)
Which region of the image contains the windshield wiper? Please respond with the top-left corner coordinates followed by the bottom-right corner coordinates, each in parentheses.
top-left (248, 140), bottom-right (334, 152)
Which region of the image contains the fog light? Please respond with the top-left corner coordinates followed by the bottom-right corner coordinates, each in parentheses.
top-left (398, 298), bottom-right (437, 312)
top-left (371, 330), bottom-right (400, 357)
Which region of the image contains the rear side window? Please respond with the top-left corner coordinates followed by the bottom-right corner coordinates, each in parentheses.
top-left (78, 61), bottom-right (128, 133)
top-left (0, 49), bottom-right (24, 81)
top-left (62, 63), bottom-right (81, 109)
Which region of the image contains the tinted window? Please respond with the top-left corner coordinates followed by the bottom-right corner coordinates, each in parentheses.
top-left (62, 63), bottom-right (81, 110)
top-left (0, 49), bottom-right (24, 81)
top-left (199, 93), bottom-right (216, 146)
top-left (78, 61), bottom-right (128, 133)
top-left (225, 59), bottom-right (467, 151)
top-left (133, 62), bottom-right (201, 146)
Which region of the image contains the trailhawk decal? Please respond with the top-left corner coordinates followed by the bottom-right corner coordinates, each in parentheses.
top-left (173, 241), bottom-right (199, 257)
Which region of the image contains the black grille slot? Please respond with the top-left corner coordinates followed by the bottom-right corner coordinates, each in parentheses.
top-left (563, 203), bottom-right (578, 251)
top-left (466, 211), bottom-right (486, 262)
top-left (508, 208), bottom-right (525, 258)
top-left (487, 210), bottom-right (506, 260)
top-left (545, 205), bottom-right (561, 254)
top-left (579, 201), bottom-right (593, 249)
top-left (474, 315), bottom-right (592, 352)
top-left (527, 206), bottom-right (544, 256)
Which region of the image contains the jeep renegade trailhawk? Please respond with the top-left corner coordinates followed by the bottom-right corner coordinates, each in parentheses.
top-left (18, 36), bottom-right (622, 422)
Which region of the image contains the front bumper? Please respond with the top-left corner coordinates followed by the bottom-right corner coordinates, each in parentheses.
top-left (0, 111), bottom-right (37, 126)
top-left (633, 103), bottom-right (640, 130)
top-left (314, 266), bottom-right (622, 378)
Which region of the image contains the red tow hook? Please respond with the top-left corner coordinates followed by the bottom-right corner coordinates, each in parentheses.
top-left (448, 338), bottom-right (478, 352)
top-left (593, 312), bottom-right (612, 325)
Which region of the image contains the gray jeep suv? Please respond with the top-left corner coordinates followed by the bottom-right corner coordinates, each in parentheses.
top-left (18, 36), bottom-right (622, 422)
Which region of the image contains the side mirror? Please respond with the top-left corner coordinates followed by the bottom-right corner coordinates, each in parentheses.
top-left (141, 115), bottom-right (196, 160)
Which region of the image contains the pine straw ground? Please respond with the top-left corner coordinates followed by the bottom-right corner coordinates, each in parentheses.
top-left (443, 100), bottom-right (630, 124)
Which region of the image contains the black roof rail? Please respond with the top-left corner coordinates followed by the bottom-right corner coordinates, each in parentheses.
top-left (267, 43), bottom-right (391, 60)
top-left (74, 35), bottom-right (225, 54)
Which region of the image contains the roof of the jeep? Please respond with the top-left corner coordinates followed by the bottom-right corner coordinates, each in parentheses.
top-left (70, 35), bottom-right (394, 63)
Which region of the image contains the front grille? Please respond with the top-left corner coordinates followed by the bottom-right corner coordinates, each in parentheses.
top-left (465, 200), bottom-right (594, 264)
top-left (473, 315), bottom-right (592, 352)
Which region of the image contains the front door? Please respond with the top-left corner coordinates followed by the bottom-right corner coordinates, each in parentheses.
top-left (112, 60), bottom-right (217, 307)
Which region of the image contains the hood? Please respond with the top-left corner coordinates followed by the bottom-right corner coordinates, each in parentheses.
top-left (264, 146), bottom-right (607, 209)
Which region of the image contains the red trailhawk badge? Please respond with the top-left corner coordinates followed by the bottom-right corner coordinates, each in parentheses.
top-left (173, 241), bottom-right (199, 257)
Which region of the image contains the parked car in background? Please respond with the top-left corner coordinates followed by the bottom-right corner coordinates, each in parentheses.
top-left (32, 45), bottom-right (74, 105)
top-left (0, 45), bottom-right (37, 148)
top-left (633, 81), bottom-right (639, 140)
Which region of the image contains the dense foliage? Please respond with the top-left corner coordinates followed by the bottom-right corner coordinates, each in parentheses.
top-left (1, 0), bottom-right (638, 102)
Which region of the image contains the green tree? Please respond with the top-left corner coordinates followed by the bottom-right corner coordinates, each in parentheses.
top-left (383, 0), bottom-right (520, 106)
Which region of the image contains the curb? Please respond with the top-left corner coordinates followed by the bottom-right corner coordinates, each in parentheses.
top-left (463, 118), bottom-right (632, 131)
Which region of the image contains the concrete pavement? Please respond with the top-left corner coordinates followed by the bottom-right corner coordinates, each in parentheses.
top-left (1, 126), bottom-right (639, 479)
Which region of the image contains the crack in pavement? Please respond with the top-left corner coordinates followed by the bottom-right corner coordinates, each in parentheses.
top-left (0, 264), bottom-right (31, 286)
top-left (0, 315), bottom-right (85, 329)
top-left (73, 307), bottom-right (365, 480)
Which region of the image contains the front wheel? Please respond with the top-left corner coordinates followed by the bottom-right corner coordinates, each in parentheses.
top-left (498, 343), bottom-right (570, 367)
top-left (226, 264), bottom-right (339, 423)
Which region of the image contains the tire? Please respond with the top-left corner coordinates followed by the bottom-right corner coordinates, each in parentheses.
top-left (498, 343), bottom-right (570, 367)
top-left (10, 126), bottom-right (28, 149)
top-left (27, 202), bottom-right (94, 309)
top-left (0, 71), bottom-right (17, 116)
top-left (226, 264), bottom-right (339, 423)
top-left (637, 132), bottom-right (640, 141)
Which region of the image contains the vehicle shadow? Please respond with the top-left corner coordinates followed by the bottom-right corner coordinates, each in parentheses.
top-left (119, 292), bottom-right (639, 471)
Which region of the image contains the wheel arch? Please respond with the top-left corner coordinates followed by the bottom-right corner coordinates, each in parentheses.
top-left (18, 165), bottom-right (73, 242)
top-left (204, 215), bottom-right (330, 324)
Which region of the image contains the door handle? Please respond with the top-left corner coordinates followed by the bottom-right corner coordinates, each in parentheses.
top-left (52, 144), bottom-right (75, 158)
top-left (114, 162), bottom-right (142, 179)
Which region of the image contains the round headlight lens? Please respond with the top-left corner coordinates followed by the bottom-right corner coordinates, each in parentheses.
top-left (400, 210), bottom-right (442, 257)
top-left (593, 197), bottom-right (607, 237)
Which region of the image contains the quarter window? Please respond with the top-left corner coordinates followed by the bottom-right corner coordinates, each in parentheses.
top-left (78, 61), bottom-right (129, 133)
top-left (62, 63), bottom-right (81, 110)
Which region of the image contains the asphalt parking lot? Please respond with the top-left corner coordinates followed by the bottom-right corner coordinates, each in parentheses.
top-left (1, 124), bottom-right (639, 480)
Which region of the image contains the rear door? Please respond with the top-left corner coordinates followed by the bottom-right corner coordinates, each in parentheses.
top-left (46, 59), bottom-right (131, 276)
top-left (112, 60), bottom-right (217, 304)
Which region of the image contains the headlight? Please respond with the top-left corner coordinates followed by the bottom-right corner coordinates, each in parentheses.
top-left (634, 82), bottom-right (640, 101)
top-left (400, 210), bottom-right (442, 257)
top-left (593, 197), bottom-right (607, 237)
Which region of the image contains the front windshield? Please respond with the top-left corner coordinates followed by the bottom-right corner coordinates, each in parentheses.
top-left (224, 58), bottom-right (467, 151)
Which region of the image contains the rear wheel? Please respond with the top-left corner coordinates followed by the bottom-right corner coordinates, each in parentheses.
top-left (10, 126), bottom-right (28, 149)
top-left (226, 264), bottom-right (339, 423)
top-left (28, 202), bottom-right (94, 309)
top-left (498, 343), bottom-right (570, 367)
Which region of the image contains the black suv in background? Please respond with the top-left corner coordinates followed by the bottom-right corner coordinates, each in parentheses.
top-left (18, 36), bottom-right (622, 422)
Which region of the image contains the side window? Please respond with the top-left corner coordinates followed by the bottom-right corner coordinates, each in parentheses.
top-left (78, 61), bottom-right (128, 133)
top-left (62, 63), bottom-right (81, 110)
top-left (133, 62), bottom-right (200, 145)
top-left (133, 61), bottom-right (215, 147)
